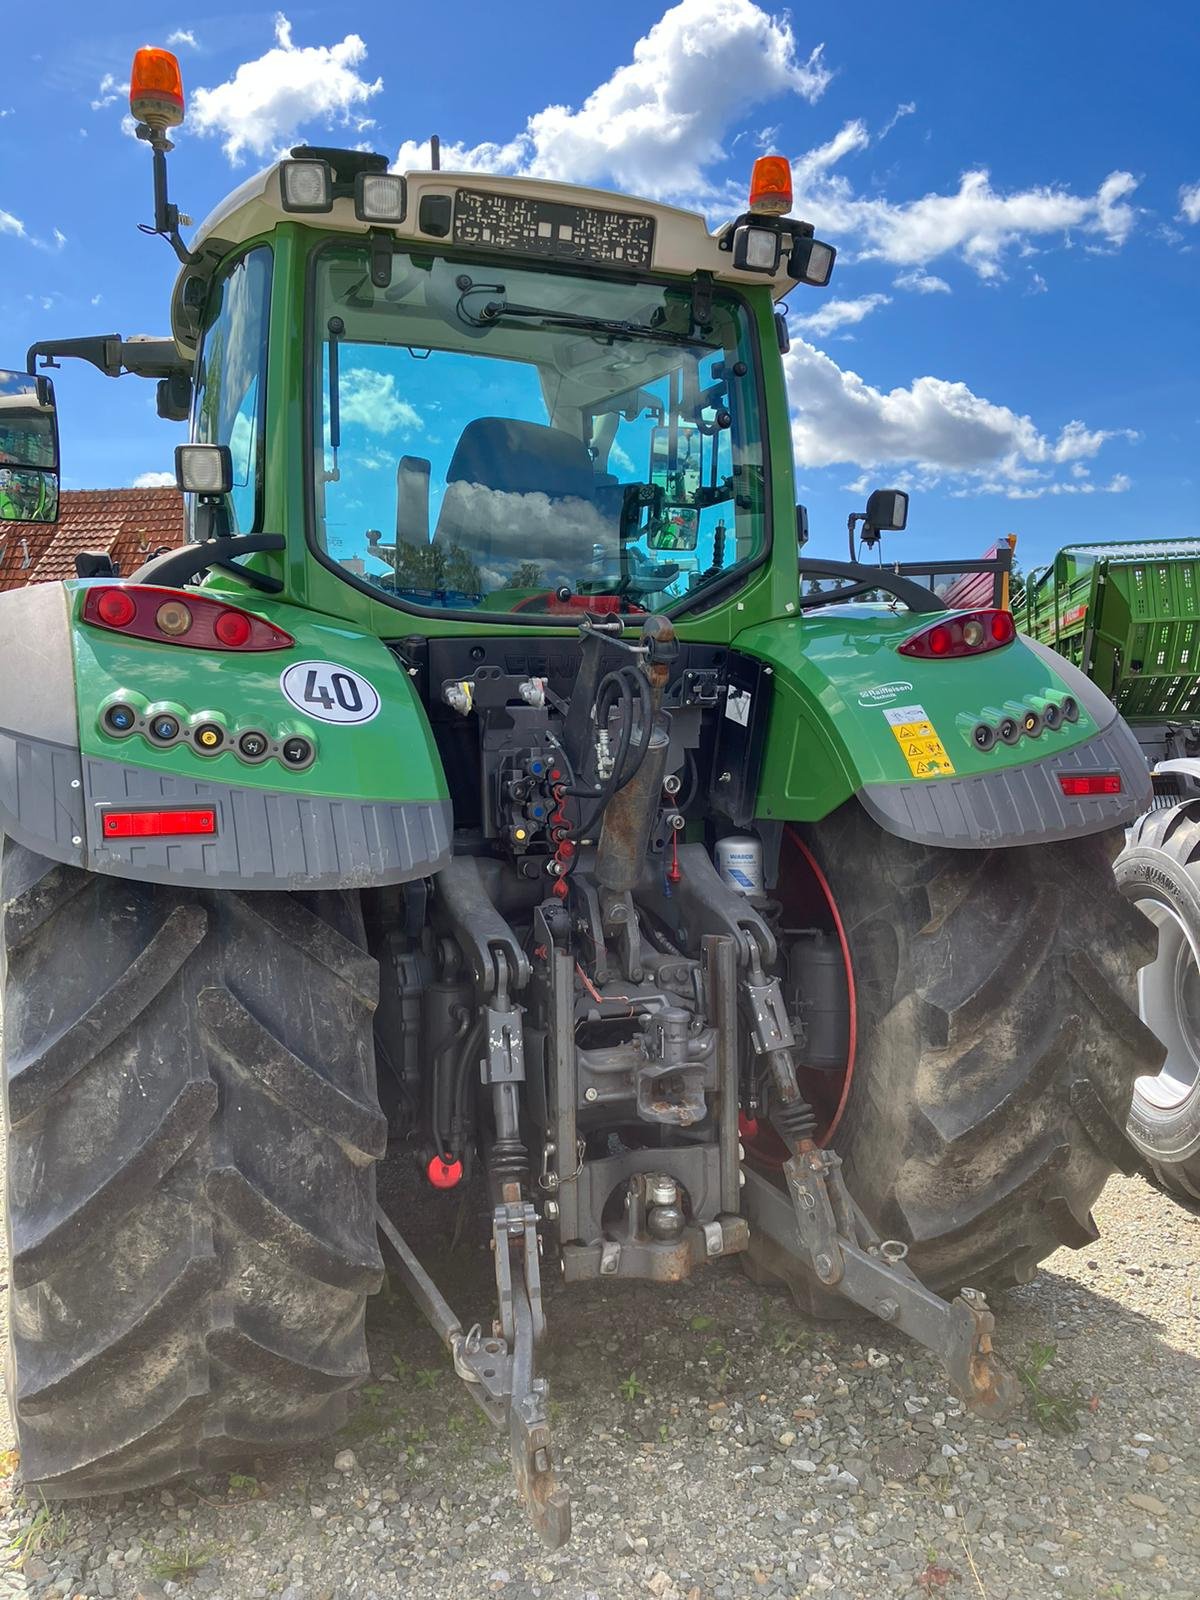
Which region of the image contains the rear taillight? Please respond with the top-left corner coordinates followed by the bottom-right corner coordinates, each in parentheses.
top-left (1058, 773), bottom-right (1122, 797)
top-left (102, 807), bottom-right (217, 838)
top-left (898, 607), bottom-right (1016, 660)
top-left (82, 585), bottom-right (293, 651)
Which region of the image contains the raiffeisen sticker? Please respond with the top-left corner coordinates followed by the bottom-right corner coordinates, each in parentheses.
top-left (280, 661), bottom-right (381, 725)
top-left (882, 703), bottom-right (956, 779)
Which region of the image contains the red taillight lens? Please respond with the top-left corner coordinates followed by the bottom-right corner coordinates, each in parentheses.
top-left (1058, 773), bottom-right (1122, 797)
top-left (899, 608), bottom-right (1016, 660)
top-left (96, 588), bottom-right (137, 627)
top-left (82, 586), bottom-right (293, 651)
top-left (102, 807), bottom-right (216, 838)
top-left (214, 609), bottom-right (252, 647)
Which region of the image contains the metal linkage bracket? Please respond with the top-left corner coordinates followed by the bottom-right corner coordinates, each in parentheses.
top-left (483, 1003), bottom-right (526, 1085)
top-left (782, 1148), bottom-right (1019, 1419)
top-left (375, 1198), bottom-right (570, 1548)
top-left (741, 968), bottom-right (796, 1057)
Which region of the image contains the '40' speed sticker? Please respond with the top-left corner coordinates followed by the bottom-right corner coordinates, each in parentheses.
top-left (280, 661), bottom-right (381, 725)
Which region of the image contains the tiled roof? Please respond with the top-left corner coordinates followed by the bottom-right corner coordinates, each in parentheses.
top-left (0, 488), bottom-right (185, 592)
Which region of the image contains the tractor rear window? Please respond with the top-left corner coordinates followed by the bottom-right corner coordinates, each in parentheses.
top-left (310, 243), bottom-right (767, 618)
top-left (191, 245), bottom-right (272, 536)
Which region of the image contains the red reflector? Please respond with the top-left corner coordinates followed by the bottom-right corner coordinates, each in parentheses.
top-left (102, 808), bottom-right (217, 838)
top-left (1057, 773), bottom-right (1122, 797)
top-left (426, 1155), bottom-right (463, 1190)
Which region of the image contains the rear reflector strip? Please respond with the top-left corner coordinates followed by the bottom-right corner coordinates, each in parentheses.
top-left (102, 808), bottom-right (217, 838)
top-left (1057, 773), bottom-right (1121, 797)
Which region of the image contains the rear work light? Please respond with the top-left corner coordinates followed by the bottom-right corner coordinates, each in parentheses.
top-left (898, 607), bottom-right (1016, 660)
top-left (1058, 773), bottom-right (1122, 797)
top-left (102, 807), bottom-right (216, 838)
top-left (82, 586), bottom-right (293, 651)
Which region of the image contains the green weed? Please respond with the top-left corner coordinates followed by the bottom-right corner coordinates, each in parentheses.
top-left (618, 1371), bottom-right (646, 1403)
top-left (1016, 1341), bottom-right (1085, 1435)
top-left (149, 1537), bottom-right (217, 1583)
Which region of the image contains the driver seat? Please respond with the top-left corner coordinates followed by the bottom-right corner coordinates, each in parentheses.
top-left (432, 418), bottom-right (616, 586)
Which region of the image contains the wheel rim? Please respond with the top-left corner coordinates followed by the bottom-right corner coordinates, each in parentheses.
top-left (1135, 895), bottom-right (1200, 1111)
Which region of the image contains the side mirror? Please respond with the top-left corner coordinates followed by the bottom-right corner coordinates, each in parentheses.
top-left (157, 372), bottom-right (193, 422)
top-left (865, 487), bottom-right (908, 532)
top-left (796, 503), bottom-right (809, 548)
top-left (0, 369), bottom-right (59, 523)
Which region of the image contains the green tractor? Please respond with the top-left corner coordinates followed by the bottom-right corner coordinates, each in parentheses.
top-left (0, 47), bottom-right (1163, 1545)
top-left (1025, 541), bottom-right (1200, 1200)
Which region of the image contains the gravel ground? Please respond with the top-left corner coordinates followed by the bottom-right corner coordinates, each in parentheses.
top-left (1, 1147), bottom-right (1197, 1600)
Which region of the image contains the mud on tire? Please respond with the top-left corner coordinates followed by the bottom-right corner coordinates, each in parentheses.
top-left (1, 838), bottom-right (386, 1497)
top-left (757, 805), bottom-right (1163, 1299)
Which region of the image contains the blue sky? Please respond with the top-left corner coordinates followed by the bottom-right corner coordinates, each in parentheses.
top-left (2, 1), bottom-right (1197, 571)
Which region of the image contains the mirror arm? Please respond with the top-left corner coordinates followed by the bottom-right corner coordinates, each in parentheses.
top-left (797, 558), bottom-right (942, 614)
top-left (27, 335), bottom-right (189, 382)
top-left (129, 533), bottom-right (286, 592)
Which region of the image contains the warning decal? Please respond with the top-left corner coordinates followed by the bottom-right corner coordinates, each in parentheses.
top-left (881, 703), bottom-right (956, 780)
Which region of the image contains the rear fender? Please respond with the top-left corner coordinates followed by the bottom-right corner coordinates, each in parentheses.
top-left (736, 610), bottom-right (1151, 848)
top-left (0, 582), bottom-right (453, 889)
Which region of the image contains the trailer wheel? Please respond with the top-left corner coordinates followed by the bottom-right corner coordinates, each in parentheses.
top-left (1114, 806), bottom-right (1200, 1201)
top-left (747, 804), bottom-right (1162, 1299)
top-left (1, 838), bottom-right (387, 1496)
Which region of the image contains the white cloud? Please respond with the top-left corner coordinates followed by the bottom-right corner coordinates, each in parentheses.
top-left (792, 293), bottom-right (891, 338)
top-left (190, 13), bottom-right (382, 163)
top-left (167, 29), bottom-right (199, 49)
top-left (133, 470), bottom-right (177, 488)
top-left (878, 101), bottom-right (915, 141)
top-left (785, 335), bottom-right (1134, 497)
top-left (962, 471), bottom-right (1132, 501)
top-left (0, 208), bottom-right (25, 238)
top-left (791, 121), bottom-right (1139, 278)
top-left (1179, 181), bottom-right (1200, 225)
top-left (393, 0), bottom-right (830, 199)
top-left (893, 268), bottom-right (951, 294)
top-left (1027, 271), bottom-right (1048, 294)
top-left (339, 368), bottom-right (422, 435)
top-left (91, 72), bottom-right (127, 111)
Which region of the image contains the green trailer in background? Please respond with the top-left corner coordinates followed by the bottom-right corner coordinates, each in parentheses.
top-left (1025, 541), bottom-right (1200, 1199)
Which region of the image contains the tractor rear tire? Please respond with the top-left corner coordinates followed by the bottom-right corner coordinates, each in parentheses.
top-left (1113, 806), bottom-right (1200, 1202)
top-left (756, 805), bottom-right (1162, 1300)
top-left (1, 838), bottom-right (387, 1497)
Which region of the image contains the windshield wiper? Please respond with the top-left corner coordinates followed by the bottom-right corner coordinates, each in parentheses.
top-left (456, 285), bottom-right (714, 349)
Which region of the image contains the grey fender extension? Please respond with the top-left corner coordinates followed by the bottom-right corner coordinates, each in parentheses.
top-left (858, 716), bottom-right (1152, 849)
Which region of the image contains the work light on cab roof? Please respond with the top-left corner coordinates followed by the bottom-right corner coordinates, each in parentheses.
top-left (726, 155), bottom-right (837, 286)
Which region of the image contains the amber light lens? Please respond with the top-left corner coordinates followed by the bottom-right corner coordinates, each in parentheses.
top-left (749, 155), bottom-right (793, 214)
top-left (155, 600), bottom-right (193, 636)
top-left (129, 47), bottom-right (185, 126)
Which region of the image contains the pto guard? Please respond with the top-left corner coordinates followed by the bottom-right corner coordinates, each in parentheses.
top-left (740, 613), bottom-right (1152, 848)
top-left (0, 583), bottom-right (453, 890)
